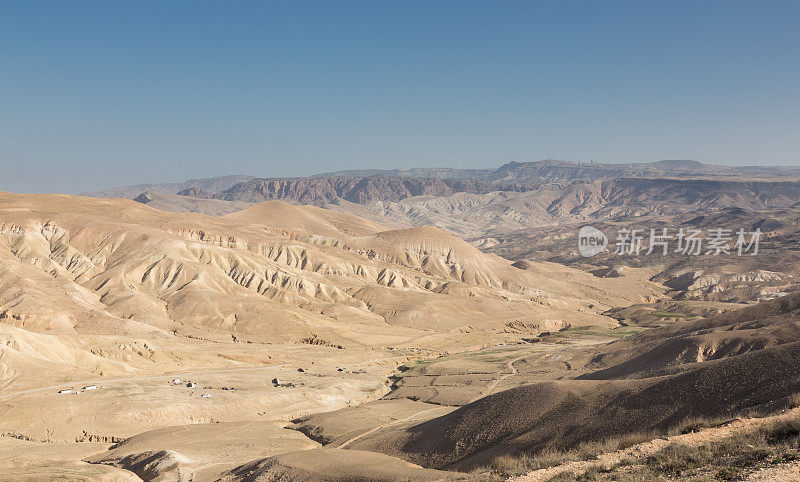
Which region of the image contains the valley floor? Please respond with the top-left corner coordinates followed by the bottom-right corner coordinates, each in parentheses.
top-left (0, 334), bottom-right (614, 480)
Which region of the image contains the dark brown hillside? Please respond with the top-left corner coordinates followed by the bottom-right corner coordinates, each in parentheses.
top-left (580, 294), bottom-right (800, 380)
top-left (214, 176), bottom-right (530, 204)
top-left (345, 294), bottom-right (800, 470)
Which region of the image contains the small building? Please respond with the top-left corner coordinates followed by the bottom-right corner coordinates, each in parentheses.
top-left (271, 378), bottom-right (281, 387)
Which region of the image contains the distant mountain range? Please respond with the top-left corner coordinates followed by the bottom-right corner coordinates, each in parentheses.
top-left (315, 159), bottom-right (800, 182)
top-left (213, 176), bottom-right (533, 204)
top-left (311, 167), bottom-right (495, 179)
top-left (81, 175), bottom-right (254, 199)
top-left (82, 160), bottom-right (800, 203)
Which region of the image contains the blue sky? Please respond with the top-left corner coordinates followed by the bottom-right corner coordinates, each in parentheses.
top-left (1, 1), bottom-right (799, 193)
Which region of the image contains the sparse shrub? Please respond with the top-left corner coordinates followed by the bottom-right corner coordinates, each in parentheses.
top-left (646, 443), bottom-right (710, 475)
top-left (761, 417), bottom-right (800, 444)
top-left (483, 451), bottom-right (581, 478)
top-left (715, 466), bottom-right (742, 480)
top-left (479, 432), bottom-right (659, 478)
top-left (546, 466), bottom-right (606, 482)
top-left (547, 471), bottom-right (580, 481)
top-left (644, 417), bottom-right (800, 479)
top-left (483, 454), bottom-right (535, 478)
top-left (484, 450), bottom-right (577, 477)
top-left (478, 416), bottom-right (800, 480)
top-left (529, 451), bottom-right (578, 469)
top-left (712, 433), bottom-right (771, 468)
top-left (614, 431), bottom-right (659, 449)
top-left (669, 415), bottom-right (729, 435)
top-left (579, 465), bottom-right (604, 479)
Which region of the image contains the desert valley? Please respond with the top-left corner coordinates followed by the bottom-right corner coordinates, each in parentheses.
top-left (1, 160), bottom-right (799, 480)
top-left (4, 2), bottom-right (800, 479)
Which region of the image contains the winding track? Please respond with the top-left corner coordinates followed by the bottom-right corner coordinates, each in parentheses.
top-left (335, 405), bottom-right (447, 449)
top-left (472, 354), bottom-right (528, 403)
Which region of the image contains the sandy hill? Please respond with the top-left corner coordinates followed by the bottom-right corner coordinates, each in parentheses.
top-left (133, 191), bottom-right (252, 216)
top-left (222, 449), bottom-right (468, 481)
top-left (224, 200), bottom-right (394, 237)
top-left (349, 226), bottom-right (504, 285)
top-left (344, 293), bottom-right (800, 470)
top-left (0, 191), bottom-right (656, 392)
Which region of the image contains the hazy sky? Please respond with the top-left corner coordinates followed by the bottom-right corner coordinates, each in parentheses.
top-left (2, 1), bottom-right (799, 193)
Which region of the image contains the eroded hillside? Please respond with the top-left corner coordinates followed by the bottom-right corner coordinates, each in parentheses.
top-left (0, 190), bottom-right (667, 479)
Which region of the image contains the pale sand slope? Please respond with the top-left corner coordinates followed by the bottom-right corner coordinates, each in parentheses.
top-left (0, 437), bottom-right (138, 481)
top-left (224, 199), bottom-right (405, 236)
top-left (1, 192), bottom-right (658, 347)
top-left (85, 421), bottom-right (319, 481)
top-left (133, 191), bottom-right (253, 216)
top-left (0, 355), bottom-right (392, 442)
top-left (0, 191), bottom-right (664, 478)
top-left (0, 192), bottom-right (663, 389)
top-left (85, 421), bottom-right (474, 481)
top-left (221, 449), bottom-right (472, 481)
